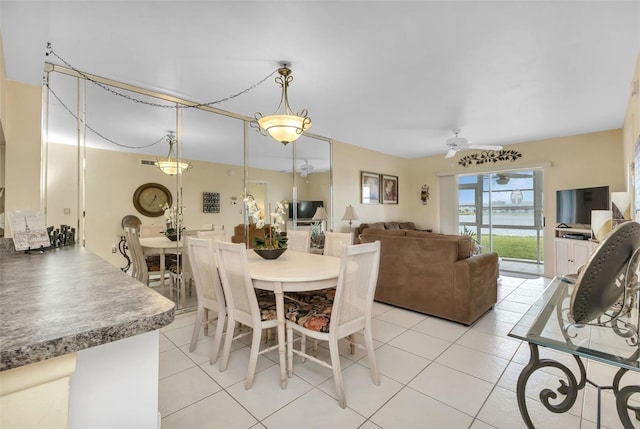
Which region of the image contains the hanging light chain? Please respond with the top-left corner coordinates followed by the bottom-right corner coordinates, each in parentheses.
top-left (45, 81), bottom-right (166, 149)
top-left (45, 43), bottom-right (278, 109)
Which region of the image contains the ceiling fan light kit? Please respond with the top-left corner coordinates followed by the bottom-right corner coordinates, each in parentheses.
top-left (254, 64), bottom-right (312, 145)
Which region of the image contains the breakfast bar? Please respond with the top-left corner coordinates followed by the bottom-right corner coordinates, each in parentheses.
top-left (0, 246), bottom-right (175, 428)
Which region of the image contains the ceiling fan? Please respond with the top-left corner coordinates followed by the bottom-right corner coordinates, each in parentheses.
top-left (280, 159), bottom-right (314, 177)
top-left (445, 129), bottom-right (503, 159)
top-left (495, 172), bottom-right (533, 185)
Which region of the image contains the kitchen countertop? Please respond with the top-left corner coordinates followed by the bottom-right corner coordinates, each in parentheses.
top-left (0, 246), bottom-right (175, 371)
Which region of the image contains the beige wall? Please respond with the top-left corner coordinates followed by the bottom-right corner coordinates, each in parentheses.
top-left (623, 51), bottom-right (640, 199)
top-left (5, 80), bottom-right (41, 224)
top-left (47, 142), bottom-right (331, 266)
top-left (405, 129), bottom-right (625, 277)
top-left (332, 140), bottom-right (408, 232)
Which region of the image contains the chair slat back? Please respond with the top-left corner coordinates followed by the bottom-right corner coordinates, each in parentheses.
top-left (215, 241), bottom-right (260, 327)
top-left (197, 230), bottom-right (227, 243)
top-left (286, 230), bottom-right (310, 253)
top-left (188, 237), bottom-right (223, 305)
top-left (324, 232), bottom-right (353, 257)
top-left (124, 226), bottom-right (147, 282)
top-left (332, 241), bottom-right (381, 331)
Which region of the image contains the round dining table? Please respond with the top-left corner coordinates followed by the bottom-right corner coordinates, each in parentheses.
top-left (247, 250), bottom-right (341, 389)
top-left (139, 236), bottom-right (181, 291)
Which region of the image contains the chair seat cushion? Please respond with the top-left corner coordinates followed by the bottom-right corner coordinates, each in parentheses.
top-left (144, 255), bottom-right (161, 272)
top-left (286, 288), bottom-right (335, 305)
top-left (285, 298), bottom-right (333, 333)
top-left (256, 290), bottom-right (299, 321)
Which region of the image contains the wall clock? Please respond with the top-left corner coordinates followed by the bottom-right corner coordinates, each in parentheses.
top-left (132, 183), bottom-right (173, 217)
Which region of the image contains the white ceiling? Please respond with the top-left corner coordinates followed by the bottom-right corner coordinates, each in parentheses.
top-left (1, 1), bottom-right (639, 172)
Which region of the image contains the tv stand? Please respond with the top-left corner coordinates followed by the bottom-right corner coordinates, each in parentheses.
top-left (554, 227), bottom-right (596, 276)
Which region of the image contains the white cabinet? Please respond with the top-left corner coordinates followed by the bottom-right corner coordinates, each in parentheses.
top-left (554, 237), bottom-right (596, 276)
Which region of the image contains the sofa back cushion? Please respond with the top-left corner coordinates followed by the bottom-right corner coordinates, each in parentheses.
top-left (405, 231), bottom-right (474, 260)
top-left (362, 228), bottom-right (407, 237)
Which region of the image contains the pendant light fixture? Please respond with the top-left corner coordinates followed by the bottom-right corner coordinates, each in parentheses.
top-left (156, 132), bottom-right (192, 175)
top-left (254, 64), bottom-right (312, 145)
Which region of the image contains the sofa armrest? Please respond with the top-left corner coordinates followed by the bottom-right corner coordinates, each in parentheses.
top-left (452, 253), bottom-right (499, 325)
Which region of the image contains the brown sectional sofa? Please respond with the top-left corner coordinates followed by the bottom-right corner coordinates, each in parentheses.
top-left (360, 228), bottom-right (498, 325)
top-left (231, 223), bottom-right (269, 248)
top-left (356, 221), bottom-right (428, 237)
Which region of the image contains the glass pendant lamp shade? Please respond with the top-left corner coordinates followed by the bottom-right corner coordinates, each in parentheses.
top-left (254, 65), bottom-right (311, 145)
top-left (257, 114), bottom-right (310, 144)
top-left (157, 133), bottom-right (191, 175)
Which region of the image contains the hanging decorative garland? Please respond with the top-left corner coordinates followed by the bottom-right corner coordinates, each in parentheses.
top-left (458, 150), bottom-right (522, 168)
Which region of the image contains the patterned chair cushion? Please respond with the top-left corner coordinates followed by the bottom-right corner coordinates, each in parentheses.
top-left (285, 297), bottom-right (334, 334)
top-left (285, 288), bottom-right (335, 305)
top-left (144, 255), bottom-right (162, 272)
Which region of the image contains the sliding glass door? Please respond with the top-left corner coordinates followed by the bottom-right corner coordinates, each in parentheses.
top-left (459, 170), bottom-right (544, 265)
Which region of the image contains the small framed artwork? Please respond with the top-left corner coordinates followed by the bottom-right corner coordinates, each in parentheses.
top-left (382, 174), bottom-right (399, 204)
top-left (203, 192), bottom-right (220, 213)
top-left (361, 171), bottom-right (380, 204)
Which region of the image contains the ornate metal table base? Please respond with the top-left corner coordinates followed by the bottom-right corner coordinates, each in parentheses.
top-left (517, 342), bottom-right (640, 428)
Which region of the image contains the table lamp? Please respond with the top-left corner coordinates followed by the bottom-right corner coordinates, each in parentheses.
top-left (341, 205), bottom-right (358, 228)
top-left (312, 206), bottom-right (328, 232)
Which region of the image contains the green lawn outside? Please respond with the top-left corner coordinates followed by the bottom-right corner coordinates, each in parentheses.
top-left (479, 234), bottom-right (544, 261)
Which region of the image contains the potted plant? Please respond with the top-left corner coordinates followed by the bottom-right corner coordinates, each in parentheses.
top-left (243, 194), bottom-right (288, 259)
top-left (162, 203), bottom-right (184, 241)
top-left (461, 226), bottom-right (483, 256)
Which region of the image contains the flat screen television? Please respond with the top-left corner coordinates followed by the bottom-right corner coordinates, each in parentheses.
top-left (288, 200), bottom-right (324, 219)
top-left (556, 186), bottom-right (610, 225)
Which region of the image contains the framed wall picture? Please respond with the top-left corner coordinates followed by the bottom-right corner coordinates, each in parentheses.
top-left (361, 171), bottom-right (380, 204)
top-left (382, 174), bottom-right (398, 204)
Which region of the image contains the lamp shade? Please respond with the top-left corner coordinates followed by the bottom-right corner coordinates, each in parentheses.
top-left (156, 160), bottom-right (191, 176)
top-left (591, 210), bottom-right (613, 242)
top-left (342, 205), bottom-right (358, 221)
top-left (611, 192), bottom-right (632, 220)
top-left (312, 206), bottom-right (328, 221)
top-left (257, 114), bottom-right (310, 144)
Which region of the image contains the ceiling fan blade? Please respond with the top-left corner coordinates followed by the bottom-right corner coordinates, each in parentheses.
top-left (468, 144), bottom-right (503, 151)
top-left (445, 149), bottom-right (457, 159)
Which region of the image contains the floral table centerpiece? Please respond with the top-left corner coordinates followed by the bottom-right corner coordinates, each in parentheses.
top-left (162, 203), bottom-right (184, 241)
top-left (243, 194), bottom-right (288, 259)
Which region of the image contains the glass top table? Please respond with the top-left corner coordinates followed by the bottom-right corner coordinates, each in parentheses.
top-left (508, 276), bottom-right (639, 428)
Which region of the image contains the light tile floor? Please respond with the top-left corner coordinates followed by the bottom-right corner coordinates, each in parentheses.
top-left (158, 274), bottom-right (639, 429)
top-left (499, 259), bottom-right (544, 278)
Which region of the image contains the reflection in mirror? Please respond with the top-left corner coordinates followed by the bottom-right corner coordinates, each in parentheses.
top-left (44, 64), bottom-right (332, 311)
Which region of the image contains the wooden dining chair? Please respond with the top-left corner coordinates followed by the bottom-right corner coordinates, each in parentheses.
top-left (187, 237), bottom-right (227, 364)
top-left (124, 226), bottom-right (162, 286)
top-left (214, 241), bottom-right (280, 389)
top-left (286, 241), bottom-right (381, 408)
top-left (286, 229), bottom-right (310, 253)
top-left (323, 232), bottom-right (353, 257)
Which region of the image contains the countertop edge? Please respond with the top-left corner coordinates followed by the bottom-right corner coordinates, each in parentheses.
top-left (0, 305), bottom-right (175, 371)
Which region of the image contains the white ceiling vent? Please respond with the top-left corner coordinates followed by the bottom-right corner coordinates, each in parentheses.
top-left (139, 159), bottom-right (157, 166)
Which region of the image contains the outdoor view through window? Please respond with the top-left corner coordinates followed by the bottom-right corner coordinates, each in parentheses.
top-left (459, 170), bottom-right (544, 264)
